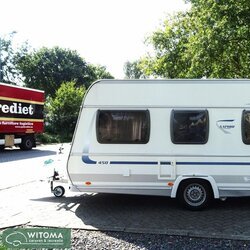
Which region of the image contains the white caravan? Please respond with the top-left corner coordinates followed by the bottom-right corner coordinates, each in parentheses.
top-left (66, 79), bottom-right (250, 210)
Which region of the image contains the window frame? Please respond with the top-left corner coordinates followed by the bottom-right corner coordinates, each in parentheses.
top-left (96, 109), bottom-right (150, 144)
top-left (170, 109), bottom-right (209, 145)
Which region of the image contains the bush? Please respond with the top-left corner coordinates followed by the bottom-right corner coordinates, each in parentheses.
top-left (36, 133), bottom-right (60, 144)
top-left (46, 81), bottom-right (85, 141)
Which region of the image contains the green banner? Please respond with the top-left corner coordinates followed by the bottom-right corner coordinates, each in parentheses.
top-left (2, 228), bottom-right (71, 249)
top-left (0, 232), bottom-right (7, 250)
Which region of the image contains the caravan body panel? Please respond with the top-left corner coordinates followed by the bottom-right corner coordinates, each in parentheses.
top-left (67, 79), bottom-right (250, 199)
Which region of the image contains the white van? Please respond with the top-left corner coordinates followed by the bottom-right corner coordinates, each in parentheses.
top-left (66, 79), bottom-right (250, 210)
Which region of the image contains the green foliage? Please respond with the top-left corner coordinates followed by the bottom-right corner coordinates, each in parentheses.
top-left (46, 81), bottom-right (85, 141)
top-left (0, 32), bottom-right (28, 84)
top-left (89, 64), bottom-right (114, 81)
top-left (17, 47), bottom-right (92, 97)
top-left (142, 12), bottom-right (191, 78)
top-left (124, 60), bottom-right (147, 79)
top-left (36, 132), bottom-right (60, 144)
top-left (17, 46), bottom-right (114, 97)
top-left (141, 0), bottom-right (250, 78)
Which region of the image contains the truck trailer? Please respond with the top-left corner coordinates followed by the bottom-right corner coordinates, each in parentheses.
top-left (66, 79), bottom-right (250, 210)
top-left (0, 82), bottom-right (44, 150)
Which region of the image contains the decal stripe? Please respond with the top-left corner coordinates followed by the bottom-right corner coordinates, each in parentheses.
top-left (0, 117), bottom-right (44, 122)
top-left (110, 161), bottom-right (158, 165)
top-left (0, 96), bottom-right (44, 105)
top-left (177, 162), bottom-right (250, 166)
top-left (82, 155), bottom-right (250, 166)
top-left (82, 155), bottom-right (97, 164)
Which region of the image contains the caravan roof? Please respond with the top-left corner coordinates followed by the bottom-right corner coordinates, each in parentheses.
top-left (84, 79), bottom-right (250, 108)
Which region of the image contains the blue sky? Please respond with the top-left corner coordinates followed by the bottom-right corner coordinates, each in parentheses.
top-left (1, 0), bottom-right (189, 78)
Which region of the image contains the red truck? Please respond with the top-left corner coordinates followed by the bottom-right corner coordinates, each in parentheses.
top-left (0, 82), bottom-right (44, 150)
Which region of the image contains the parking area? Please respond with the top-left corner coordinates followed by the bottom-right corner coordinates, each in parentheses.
top-left (1, 144), bottom-right (250, 241)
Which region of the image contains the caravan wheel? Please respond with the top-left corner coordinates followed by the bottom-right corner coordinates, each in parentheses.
top-left (178, 179), bottom-right (212, 210)
top-left (53, 186), bottom-right (65, 197)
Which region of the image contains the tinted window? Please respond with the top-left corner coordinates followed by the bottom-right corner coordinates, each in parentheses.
top-left (97, 110), bottom-right (150, 144)
top-left (242, 111), bottom-right (250, 144)
top-left (171, 110), bottom-right (209, 144)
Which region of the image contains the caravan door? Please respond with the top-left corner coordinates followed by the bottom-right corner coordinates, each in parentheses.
top-left (158, 159), bottom-right (176, 180)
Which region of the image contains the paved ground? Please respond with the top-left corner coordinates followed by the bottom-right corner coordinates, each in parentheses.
top-left (1, 144), bottom-right (250, 241)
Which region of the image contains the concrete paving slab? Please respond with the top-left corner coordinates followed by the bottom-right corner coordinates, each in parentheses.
top-left (1, 180), bottom-right (250, 241)
top-left (1, 144), bottom-right (250, 241)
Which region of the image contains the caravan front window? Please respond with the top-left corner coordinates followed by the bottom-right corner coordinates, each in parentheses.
top-left (171, 110), bottom-right (209, 144)
top-left (97, 110), bottom-right (150, 144)
top-left (242, 111), bottom-right (250, 144)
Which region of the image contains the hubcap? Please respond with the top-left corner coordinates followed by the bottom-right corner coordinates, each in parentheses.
top-left (54, 188), bottom-right (63, 196)
top-left (184, 183), bottom-right (206, 207)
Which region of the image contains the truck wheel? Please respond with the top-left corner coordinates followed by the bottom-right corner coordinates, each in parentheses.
top-left (178, 179), bottom-right (212, 211)
top-left (20, 136), bottom-right (34, 150)
top-left (53, 186), bottom-right (65, 197)
top-left (0, 145), bottom-right (4, 151)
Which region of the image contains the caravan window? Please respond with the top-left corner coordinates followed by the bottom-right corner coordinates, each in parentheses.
top-left (97, 110), bottom-right (150, 144)
top-left (242, 111), bottom-right (250, 144)
top-left (171, 110), bottom-right (209, 144)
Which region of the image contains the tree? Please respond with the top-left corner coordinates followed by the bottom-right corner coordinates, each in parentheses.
top-left (0, 32), bottom-right (28, 84)
top-left (89, 64), bottom-right (114, 81)
top-left (141, 0), bottom-right (250, 78)
top-left (47, 81), bottom-right (85, 141)
top-left (17, 47), bottom-right (92, 97)
top-left (17, 46), bottom-right (114, 97)
top-left (124, 60), bottom-right (147, 79)
top-left (142, 12), bottom-right (192, 78)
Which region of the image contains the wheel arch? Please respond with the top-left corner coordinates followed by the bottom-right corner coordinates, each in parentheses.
top-left (171, 175), bottom-right (219, 199)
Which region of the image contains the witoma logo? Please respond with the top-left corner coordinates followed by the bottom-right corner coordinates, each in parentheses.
top-left (27, 231), bottom-right (63, 239)
top-left (2, 228), bottom-right (71, 249)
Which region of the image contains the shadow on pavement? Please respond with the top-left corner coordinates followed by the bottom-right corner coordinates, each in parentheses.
top-left (0, 148), bottom-right (56, 163)
top-left (30, 193), bottom-right (250, 239)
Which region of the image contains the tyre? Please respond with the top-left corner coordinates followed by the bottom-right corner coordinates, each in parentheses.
top-left (19, 136), bottom-right (34, 150)
top-left (0, 145), bottom-right (4, 151)
top-left (53, 186), bottom-right (65, 197)
top-left (178, 179), bottom-right (212, 211)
